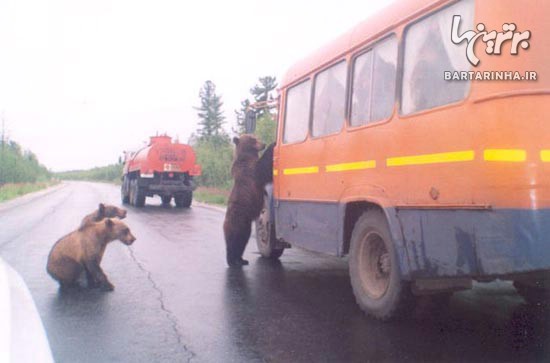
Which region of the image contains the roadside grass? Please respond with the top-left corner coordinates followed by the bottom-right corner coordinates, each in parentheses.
top-left (194, 187), bottom-right (230, 206)
top-left (0, 180), bottom-right (60, 203)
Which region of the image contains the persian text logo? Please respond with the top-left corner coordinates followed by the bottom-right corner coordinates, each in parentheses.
top-left (451, 15), bottom-right (531, 66)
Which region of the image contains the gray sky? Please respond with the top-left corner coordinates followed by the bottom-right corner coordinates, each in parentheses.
top-left (0, 0), bottom-right (394, 171)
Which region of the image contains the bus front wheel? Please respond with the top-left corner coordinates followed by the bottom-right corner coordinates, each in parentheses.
top-left (349, 209), bottom-right (412, 320)
top-left (255, 195), bottom-right (284, 259)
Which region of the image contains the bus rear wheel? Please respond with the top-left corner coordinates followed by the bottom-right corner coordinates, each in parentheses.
top-left (349, 210), bottom-right (412, 321)
top-left (514, 280), bottom-right (550, 307)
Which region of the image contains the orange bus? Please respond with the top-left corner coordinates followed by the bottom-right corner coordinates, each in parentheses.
top-left (254, 0), bottom-right (550, 320)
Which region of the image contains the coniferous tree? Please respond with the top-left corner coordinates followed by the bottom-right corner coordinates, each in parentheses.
top-left (250, 76), bottom-right (278, 118)
top-left (233, 99), bottom-right (251, 135)
top-left (195, 80), bottom-right (227, 143)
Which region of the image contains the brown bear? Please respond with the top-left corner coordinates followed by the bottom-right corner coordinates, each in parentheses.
top-left (47, 218), bottom-right (136, 291)
top-left (255, 142), bottom-right (275, 187)
top-left (80, 203), bottom-right (127, 228)
top-left (223, 134), bottom-right (270, 267)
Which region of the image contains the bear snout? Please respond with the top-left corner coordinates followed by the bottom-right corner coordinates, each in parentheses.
top-left (125, 234), bottom-right (136, 245)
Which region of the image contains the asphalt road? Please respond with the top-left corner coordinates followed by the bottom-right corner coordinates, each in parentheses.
top-left (0, 182), bottom-right (548, 362)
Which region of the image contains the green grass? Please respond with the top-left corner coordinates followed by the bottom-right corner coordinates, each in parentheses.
top-left (0, 180), bottom-right (59, 203)
top-left (194, 187), bottom-right (229, 206)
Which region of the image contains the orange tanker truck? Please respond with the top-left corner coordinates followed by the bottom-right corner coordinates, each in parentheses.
top-left (121, 135), bottom-right (201, 208)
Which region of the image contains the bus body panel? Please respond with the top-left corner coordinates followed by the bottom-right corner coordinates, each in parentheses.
top-left (273, 0), bottom-right (550, 282)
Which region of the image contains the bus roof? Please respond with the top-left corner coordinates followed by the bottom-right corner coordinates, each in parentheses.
top-left (280, 0), bottom-right (441, 89)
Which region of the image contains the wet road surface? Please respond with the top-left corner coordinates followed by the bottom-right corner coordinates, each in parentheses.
top-left (0, 182), bottom-right (548, 362)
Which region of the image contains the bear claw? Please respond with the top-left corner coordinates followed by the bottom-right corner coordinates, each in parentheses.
top-left (227, 258), bottom-right (249, 267)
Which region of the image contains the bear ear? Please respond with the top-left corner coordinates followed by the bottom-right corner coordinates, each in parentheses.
top-left (98, 203), bottom-right (105, 215)
top-left (105, 218), bottom-right (114, 228)
top-left (232, 136), bottom-right (239, 145)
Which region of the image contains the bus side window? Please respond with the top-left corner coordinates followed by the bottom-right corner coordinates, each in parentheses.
top-left (283, 80), bottom-right (311, 144)
top-left (401, 0), bottom-right (474, 115)
top-left (311, 61), bottom-right (347, 137)
top-left (351, 36), bottom-right (398, 126)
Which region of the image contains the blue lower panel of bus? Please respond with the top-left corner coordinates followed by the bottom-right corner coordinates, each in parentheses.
top-left (275, 199), bottom-right (550, 279)
top-left (276, 200), bottom-right (341, 255)
top-left (398, 208), bottom-right (550, 278)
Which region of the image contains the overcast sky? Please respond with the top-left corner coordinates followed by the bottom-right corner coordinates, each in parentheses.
top-left (0, 0), bottom-right (394, 171)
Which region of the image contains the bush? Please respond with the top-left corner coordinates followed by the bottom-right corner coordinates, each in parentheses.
top-left (0, 141), bottom-right (51, 184)
top-left (57, 164), bottom-right (123, 183)
top-left (255, 113), bottom-right (277, 145)
top-left (194, 138), bottom-right (233, 188)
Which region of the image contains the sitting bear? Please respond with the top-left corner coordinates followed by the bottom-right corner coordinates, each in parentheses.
top-left (47, 218), bottom-right (136, 291)
top-left (224, 134), bottom-right (274, 267)
top-left (80, 203), bottom-right (127, 228)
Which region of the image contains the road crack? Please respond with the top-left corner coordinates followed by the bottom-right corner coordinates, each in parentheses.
top-left (126, 246), bottom-right (197, 362)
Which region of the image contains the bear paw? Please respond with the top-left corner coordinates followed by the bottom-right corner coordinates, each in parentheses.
top-left (227, 258), bottom-right (249, 267)
top-left (99, 282), bottom-right (115, 291)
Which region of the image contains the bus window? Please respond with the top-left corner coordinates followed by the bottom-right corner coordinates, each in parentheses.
top-left (311, 61), bottom-right (347, 137)
top-left (283, 80), bottom-right (311, 144)
top-left (351, 36), bottom-right (397, 126)
top-left (401, 0), bottom-right (474, 115)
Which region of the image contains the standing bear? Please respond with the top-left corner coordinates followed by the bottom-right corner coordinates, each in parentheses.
top-left (47, 218), bottom-right (136, 290)
top-left (80, 203), bottom-right (127, 228)
top-left (224, 134), bottom-right (275, 267)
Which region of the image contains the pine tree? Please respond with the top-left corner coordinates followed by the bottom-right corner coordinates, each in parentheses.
top-left (233, 99), bottom-right (251, 135)
top-left (250, 76), bottom-right (278, 117)
top-left (195, 80), bottom-right (226, 142)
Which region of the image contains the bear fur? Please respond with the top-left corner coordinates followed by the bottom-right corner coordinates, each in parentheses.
top-left (255, 142), bottom-right (275, 187)
top-left (80, 203), bottom-right (127, 228)
top-left (224, 134), bottom-right (273, 267)
top-left (47, 218), bottom-right (136, 291)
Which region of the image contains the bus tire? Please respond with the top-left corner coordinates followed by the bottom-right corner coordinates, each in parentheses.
top-left (255, 194), bottom-right (284, 259)
top-left (349, 209), bottom-right (413, 320)
top-left (161, 196), bottom-right (172, 206)
top-left (514, 281), bottom-right (549, 307)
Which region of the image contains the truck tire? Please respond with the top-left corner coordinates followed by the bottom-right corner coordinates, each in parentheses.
top-left (174, 191), bottom-right (192, 208)
top-left (121, 177), bottom-right (130, 204)
top-left (349, 209), bottom-right (413, 321)
top-left (161, 196), bottom-right (172, 206)
top-left (255, 194), bottom-right (284, 259)
top-left (130, 179), bottom-right (146, 208)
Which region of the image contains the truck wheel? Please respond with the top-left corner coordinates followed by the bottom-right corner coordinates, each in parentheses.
top-left (175, 191), bottom-right (192, 208)
top-left (161, 196), bottom-right (172, 206)
top-left (121, 177), bottom-right (130, 204)
top-left (255, 194), bottom-right (284, 259)
top-left (130, 179), bottom-right (146, 207)
top-left (514, 281), bottom-right (550, 306)
top-left (349, 209), bottom-right (413, 321)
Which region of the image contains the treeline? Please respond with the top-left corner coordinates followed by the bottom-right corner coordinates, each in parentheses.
top-left (56, 163), bottom-right (123, 183)
top-left (192, 76), bottom-right (277, 189)
top-left (0, 140), bottom-right (51, 184)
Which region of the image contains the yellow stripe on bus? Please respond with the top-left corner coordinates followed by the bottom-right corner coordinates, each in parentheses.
top-left (541, 150), bottom-right (550, 162)
top-left (325, 160), bottom-right (376, 172)
top-left (386, 150), bottom-right (475, 167)
top-left (484, 149), bottom-right (526, 162)
top-left (273, 169), bottom-right (278, 176)
top-left (283, 166), bottom-right (319, 175)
